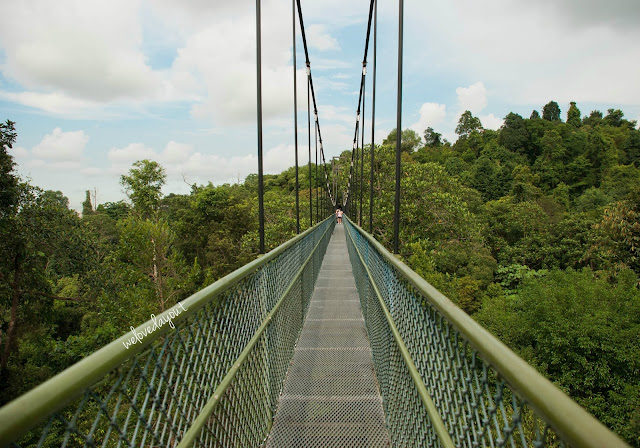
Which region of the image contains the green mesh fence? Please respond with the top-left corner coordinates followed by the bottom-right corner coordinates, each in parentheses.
top-left (343, 216), bottom-right (628, 448)
top-left (0, 217), bottom-right (335, 448)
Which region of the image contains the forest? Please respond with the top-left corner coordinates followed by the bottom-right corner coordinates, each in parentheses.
top-left (1, 100), bottom-right (639, 446)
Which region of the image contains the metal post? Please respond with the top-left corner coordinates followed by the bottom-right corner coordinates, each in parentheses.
top-left (256, 0), bottom-right (265, 254)
top-left (315, 120), bottom-right (318, 224)
top-left (354, 128), bottom-right (359, 224)
top-left (370, 0), bottom-right (377, 234)
top-left (292, 0), bottom-right (300, 234)
top-left (307, 73), bottom-right (312, 226)
top-left (393, 0), bottom-right (404, 254)
top-left (360, 66), bottom-right (366, 227)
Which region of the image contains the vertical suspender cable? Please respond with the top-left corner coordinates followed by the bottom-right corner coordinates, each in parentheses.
top-left (256, 0), bottom-right (265, 254)
top-left (292, 0), bottom-right (300, 234)
top-left (307, 73), bottom-right (312, 226)
top-left (360, 66), bottom-right (366, 226)
top-left (354, 123), bottom-right (359, 222)
top-left (370, 0), bottom-right (377, 234)
top-left (315, 118), bottom-right (318, 224)
top-left (394, 0), bottom-right (404, 254)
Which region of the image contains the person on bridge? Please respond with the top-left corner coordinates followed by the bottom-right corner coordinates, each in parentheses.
top-left (336, 207), bottom-right (343, 224)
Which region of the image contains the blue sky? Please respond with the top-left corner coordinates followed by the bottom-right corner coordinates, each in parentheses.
top-left (2, 0), bottom-right (639, 210)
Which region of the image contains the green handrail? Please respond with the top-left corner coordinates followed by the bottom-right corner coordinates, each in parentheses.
top-left (177, 219), bottom-right (334, 447)
top-left (0, 216), bottom-right (335, 447)
top-left (344, 215), bottom-right (628, 448)
top-left (345, 217), bottom-right (455, 448)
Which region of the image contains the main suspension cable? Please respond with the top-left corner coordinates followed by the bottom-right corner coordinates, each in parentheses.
top-left (344, 0), bottom-right (376, 212)
top-left (296, 0), bottom-right (336, 209)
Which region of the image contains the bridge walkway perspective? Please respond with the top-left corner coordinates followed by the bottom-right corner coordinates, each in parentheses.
top-left (266, 223), bottom-right (390, 447)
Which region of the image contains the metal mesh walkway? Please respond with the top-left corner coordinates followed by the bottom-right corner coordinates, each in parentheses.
top-left (266, 223), bottom-right (391, 447)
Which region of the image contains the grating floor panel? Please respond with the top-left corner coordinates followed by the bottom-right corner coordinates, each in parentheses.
top-left (265, 224), bottom-right (390, 447)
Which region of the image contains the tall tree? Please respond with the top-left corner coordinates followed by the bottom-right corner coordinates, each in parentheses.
top-left (567, 101), bottom-right (581, 127)
top-left (530, 110), bottom-right (541, 120)
top-left (455, 111), bottom-right (483, 138)
top-left (382, 128), bottom-right (422, 153)
top-left (0, 120), bottom-right (18, 218)
top-left (423, 127), bottom-right (443, 147)
top-left (120, 160), bottom-right (166, 218)
top-left (82, 190), bottom-right (93, 216)
top-left (542, 101), bottom-right (561, 122)
top-left (499, 113), bottom-right (529, 154)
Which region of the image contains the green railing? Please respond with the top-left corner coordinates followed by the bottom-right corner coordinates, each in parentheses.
top-left (344, 216), bottom-right (629, 448)
top-left (0, 216), bottom-right (335, 448)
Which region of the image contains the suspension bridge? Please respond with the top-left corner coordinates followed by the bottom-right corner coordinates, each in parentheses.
top-left (0, 0), bottom-right (630, 447)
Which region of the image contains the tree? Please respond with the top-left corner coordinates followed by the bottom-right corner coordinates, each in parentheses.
top-left (423, 127), bottom-right (443, 147)
top-left (117, 215), bottom-right (184, 311)
top-left (499, 113), bottom-right (529, 154)
top-left (382, 128), bottom-right (422, 153)
top-left (82, 190), bottom-right (93, 216)
top-left (567, 101), bottom-right (581, 127)
top-left (120, 160), bottom-right (166, 218)
top-left (530, 110), bottom-right (541, 120)
top-left (1, 184), bottom-right (95, 372)
top-left (511, 165), bottom-right (542, 203)
top-left (1, 120), bottom-right (18, 218)
top-left (456, 111), bottom-right (483, 138)
top-left (542, 101), bottom-right (561, 122)
top-left (475, 268), bottom-right (640, 444)
top-left (603, 109), bottom-right (636, 128)
top-left (583, 110), bottom-right (604, 127)
top-left (586, 189), bottom-right (640, 274)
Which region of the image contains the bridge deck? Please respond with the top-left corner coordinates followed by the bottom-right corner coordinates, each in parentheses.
top-left (266, 223), bottom-right (390, 447)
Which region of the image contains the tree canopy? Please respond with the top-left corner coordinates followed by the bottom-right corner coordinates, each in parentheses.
top-left (2, 101), bottom-right (640, 445)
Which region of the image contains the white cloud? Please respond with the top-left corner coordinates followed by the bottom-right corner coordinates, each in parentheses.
top-left (479, 113), bottom-right (504, 130)
top-left (106, 139), bottom-right (302, 187)
top-left (406, 0), bottom-right (640, 107)
top-left (0, 91), bottom-right (104, 117)
top-left (10, 146), bottom-right (30, 159)
top-left (307, 25), bottom-right (340, 52)
top-left (410, 102), bottom-right (447, 134)
top-left (168, 0), bottom-right (299, 125)
top-left (163, 141), bottom-right (193, 163)
top-left (107, 143), bottom-right (157, 173)
top-left (31, 128), bottom-right (89, 161)
top-left (1, 0), bottom-right (163, 102)
top-left (456, 82), bottom-right (487, 114)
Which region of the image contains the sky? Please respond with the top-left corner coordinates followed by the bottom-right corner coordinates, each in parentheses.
top-left (2, 0), bottom-right (640, 211)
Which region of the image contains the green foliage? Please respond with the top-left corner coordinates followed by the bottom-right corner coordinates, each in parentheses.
top-left (0, 120), bottom-right (18, 217)
top-left (476, 269), bottom-right (640, 444)
top-left (499, 112), bottom-right (529, 154)
top-left (455, 110), bottom-right (483, 138)
top-left (423, 127), bottom-right (443, 147)
top-left (542, 100), bottom-right (561, 122)
top-left (5, 108), bottom-right (640, 445)
top-left (382, 128), bottom-right (422, 153)
top-left (120, 159), bottom-right (166, 218)
top-left (567, 101), bottom-right (581, 127)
